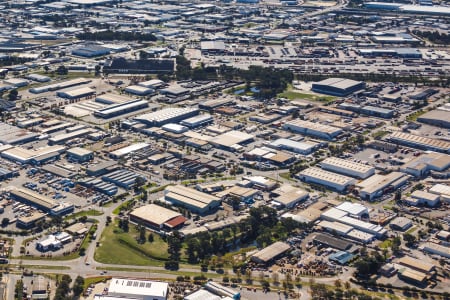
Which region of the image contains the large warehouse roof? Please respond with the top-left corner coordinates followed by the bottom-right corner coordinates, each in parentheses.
top-left (357, 172), bottom-right (406, 194)
top-left (9, 188), bottom-right (57, 210)
top-left (388, 131), bottom-right (450, 153)
top-left (110, 142), bottom-right (149, 158)
top-left (298, 167), bottom-right (356, 185)
top-left (165, 185), bottom-right (220, 210)
top-left (135, 107), bottom-right (199, 125)
top-left (130, 204), bottom-right (182, 226)
top-left (321, 157), bottom-right (374, 174)
top-left (251, 241), bottom-right (291, 263)
top-left (210, 130), bottom-right (254, 148)
top-left (284, 119), bottom-right (341, 135)
top-left (314, 78), bottom-right (363, 90)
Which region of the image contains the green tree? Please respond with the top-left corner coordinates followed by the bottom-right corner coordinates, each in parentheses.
top-left (8, 89), bottom-right (18, 101)
top-left (72, 276), bottom-right (85, 297)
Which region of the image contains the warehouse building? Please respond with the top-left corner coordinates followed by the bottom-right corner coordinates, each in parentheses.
top-left (102, 169), bottom-right (146, 190)
top-left (107, 278), bottom-right (168, 300)
top-left (29, 78), bottom-right (91, 94)
top-left (164, 185), bottom-right (221, 215)
top-left (406, 190), bottom-right (440, 207)
top-left (398, 268), bottom-right (428, 286)
top-left (429, 184), bottom-right (450, 203)
top-left (134, 107), bottom-right (199, 126)
top-left (57, 87), bottom-right (95, 99)
top-left (389, 217), bottom-right (413, 231)
top-left (125, 85), bottom-right (154, 96)
top-left (95, 93), bottom-right (133, 105)
top-left (421, 242), bottom-right (450, 259)
top-left (401, 152), bottom-right (450, 178)
top-left (94, 99), bottom-right (148, 119)
top-left (210, 130), bottom-right (254, 151)
top-left (387, 132), bottom-right (450, 154)
top-left (180, 114), bottom-right (214, 128)
top-left (103, 57), bottom-right (175, 74)
top-left (297, 167), bottom-right (356, 192)
top-left (270, 184), bottom-right (309, 208)
top-left (72, 44), bottom-right (110, 57)
top-left (48, 128), bottom-right (94, 145)
top-left (320, 157), bottom-right (375, 179)
top-left (66, 147), bottom-right (93, 162)
top-left (251, 241), bottom-right (291, 264)
top-left (1, 145), bottom-right (65, 164)
top-left (282, 119), bottom-right (342, 140)
top-left (335, 202), bottom-right (369, 218)
top-left (17, 212), bottom-right (46, 229)
top-left (94, 99), bottom-right (149, 119)
top-left (357, 172), bottom-right (410, 201)
top-left (8, 188), bottom-right (73, 216)
top-left (417, 109), bottom-right (450, 129)
top-left (138, 79), bottom-right (165, 89)
top-left (360, 105), bottom-right (394, 119)
top-left (398, 256), bottom-right (435, 274)
top-left (312, 78), bottom-right (366, 97)
top-left (204, 282), bottom-right (240, 300)
top-left (0, 167), bottom-right (14, 181)
top-left (0, 122), bottom-right (39, 144)
top-left (109, 143), bottom-right (150, 159)
top-left (268, 138), bottom-right (320, 155)
top-left (130, 204), bottom-right (186, 230)
top-left (27, 74), bottom-right (51, 83)
top-left (80, 178), bottom-right (118, 196)
top-left (312, 233), bottom-right (352, 251)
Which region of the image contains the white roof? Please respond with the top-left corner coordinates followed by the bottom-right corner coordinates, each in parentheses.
top-left (335, 202), bottom-right (368, 216)
top-left (321, 157), bottom-right (374, 173)
top-left (429, 184), bottom-right (450, 196)
top-left (299, 167), bottom-right (356, 185)
top-left (321, 207), bottom-right (348, 220)
top-left (108, 278), bottom-right (168, 298)
top-left (130, 204), bottom-right (181, 226)
top-left (210, 130), bottom-right (254, 147)
top-left (110, 142), bottom-right (149, 157)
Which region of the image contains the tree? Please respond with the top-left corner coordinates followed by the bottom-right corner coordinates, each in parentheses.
top-left (1, 218), bottom-right (9, 227)
top-left (403, 233), bottom-right (417, 247)
top-left (8, 89), bottom-right (18, 101)
top-left (56, 65), bottom-right (68, 75)
top-left (391, 236), bottom-right (401, 254)
top-left (72, 276), bottom-right (85, 297)
top-left (148, 233), bottom-right (154, 243)
top-left (138, 224), bottom-right (146, 244)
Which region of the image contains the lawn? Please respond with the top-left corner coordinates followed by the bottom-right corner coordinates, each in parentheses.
top-left (84, 276), bottom-right (111, 290)
top-left (64, 209), bottom-right (103, 221)
top-left (112, 200), bottom-right (134, 215)
top-left (94, 220), bottom-right (169, 266)
top-left (379, 239), bottom-right (392, 249)
top-left (278, 87), bottom-right (336, 103)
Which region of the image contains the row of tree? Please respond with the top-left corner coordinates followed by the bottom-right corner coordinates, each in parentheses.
top-left (76, 30), bottom-right (157, 42)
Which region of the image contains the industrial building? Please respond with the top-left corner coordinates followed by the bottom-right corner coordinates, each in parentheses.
top-left (66, 147), bottom-right (93, 162)
top-left (138, 79), bottom-right (165, 89)
top-left (320, 157), bottom-right (375, 179)
top-left (80, 178), bottom-right (118, 196)
top-left (180, 114), bottom-right (214, 128)
top-left (251, 241), bottom-right (291, 264)
top-left (270, 184), bottom-right (309, 208)
top-left (130, 204), bottom-right (186, 230)
top-left (387, 132), bottom-right (450, 154)
top-left (17, 212), bottom-right (46, 229)
top-left (109, 143), bottom-right (150, 159)
top-left (406, 190), bottom-right (440, 207)
top-left (358, 48), bottom-right (422, 59)
top-left (8, 188), bottom-right (73, 216)
top-left (204, 282), bottom-right (240, 300)
top-left (401, 153), bottom-right (450, 178)
top-left (360, 105), bottom-right (394, 119)
top-left (282, 120), bottom-right (342, 140)
top-left (398, 269), bottom-right (428, 286)
top-left (102, 169), bottom-right (146, 190)
top-left (124, 85), bottom-right (154, 96)
top-left (335, 202), bottom-right (368, 218)
top-left (429, 184), bottom-right (450, 203)
top-left (297, 167), bottom-right (356, 192)
top-left (48, 128), bottom-right (94, 145)
top-left (164, 185), bottom-right (221, 215)
top-left (398, 256), bottom-right (435, 274)
top-left (103, 57), bottom-right (175, 74)
top-left (389, 217), bottom-right (413, 231)
top-left (312, 233), bottom-right (352, 251)
top-left (0, 122), bottom-right (39, 144)
top-left (417, 110), bottom-right (450, 129)
top-left (210, 130), bottom-right (254, 151)
top-left (268, 138), bottom-right (320, 155)
top-left (134, 107), bottom-right (199, 126)
top-left (95, 93), bottom-right (133, 105)
top-left (107, 278), bottom-right (169, 300)
top-left (312, 78), bottom-right (366, 97)
top-left (56, 87), bottom-right (95, 99)
top-left (1, 145), bottom-right (65, 164)
top-left (29, 78), bottom-right (91, 94)
top-left (421, 242), bottom-right (450, 259)
top-left (357, 172), bottom-right (410, 201)
top-left (72, 44), bottom-right (110, 57)
top-left (94, 99), bottom-right (149, 119)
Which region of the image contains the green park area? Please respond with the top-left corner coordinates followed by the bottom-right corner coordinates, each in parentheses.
top-left (278, 85), bottom-right (336, 103)
top-left (95, 220), bottom-right (169, 266)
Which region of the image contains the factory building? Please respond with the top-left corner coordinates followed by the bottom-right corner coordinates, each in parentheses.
top-left (417, 109), bottom-right (450, 129)
top-left (103, 57), bottom-right (175, 74)
top-left (270, 184), bottom-right (309, 208)
top-left (80, 178), bottom-right (118, 196)
top-left (8, 188), bottom-right (73, 216)
top-left (29, 78), bottom-right (91, 94)
top-left (0, 122), bottom-right (39, 144)
top-left (102, 169), bottom-right (146, 190)
top-left (388, 132), bottom-right (450, 154)
top-left (27, 74), bottom-right (51, 83)
top-left (66, 147), bottom-right (93, 162)
top-left (48, 128), bottom-right (94, 145)
top-left (106, 278), bottom-right (168, 300)
top-left (251, 241), bottom-right (291, 264)
top-left (138, 79), bottom-right (165, 89)
top-left (17, 212), bottom-right (46, 229)
top-left (56, 87), bottom-right (95, 99)
top-left (335, 202), bottom-right (369, 218)
top-left (312, 78), bottom-right (366, 97)
top-left (357, 172), bottom-right (410, 201)
top-left (320, 157), bottom-right (375, 179)
top-left (124, 85), bottom-right (154, 96)
top-left (134, 108), bottom-right (199, 127)
top-left (429, 184), bottom-right (450, 203)
top-left (282, 120), bottom-right (342, 140)
top-left (421, 242), bottom-right (450, 259)
top-left (360, 105), bottom-right (394, 119)
top-left (358, 48), bottom-right (422, 59)
top-left (210, 130), bottom-right (254, 151)
top-left (71, 44), bottom-right (110, 57)
top-left (268, 138), bottom-right (320, 155)
top-left (401, 153), bottom-right (450, 178)
top-left (161, 123), bottom-right (189, 134)
top-left (1, 145), bottom-right (65, 164)
top-left (180, 114), bottom-right (214, 128)
top-left (130, 204), bottom-right (186, 230)
top-left (94, 99), bottom-right (149, 119)
top-left (164, 185), bottom-right (221, 215)
top-left (312, 233), bottom-right (353, 251)
top-left (406, 190), bottom-right (440, 207)
top-left (109, 143), bottom-right (150, 159)
top-left (389, 217), bottom-right (413, 231)
top-left (95, 93), bottom-right (133, 105)
top-left (297, 167), bottom-right (356, 192)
